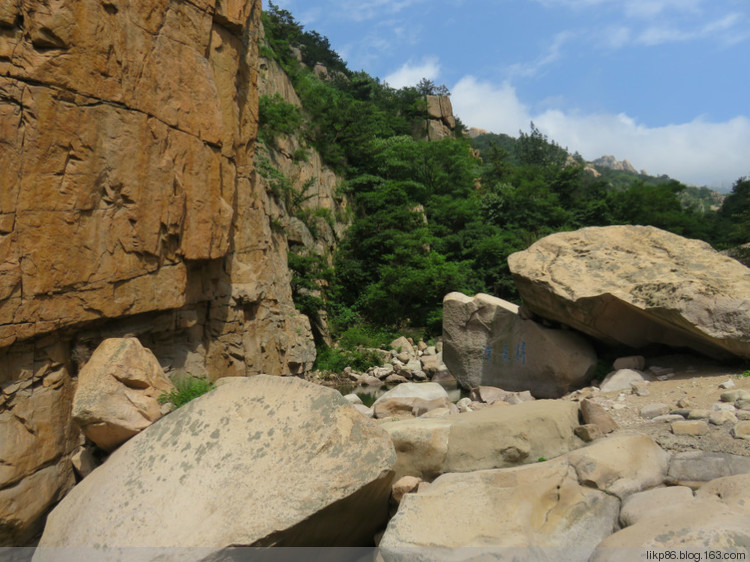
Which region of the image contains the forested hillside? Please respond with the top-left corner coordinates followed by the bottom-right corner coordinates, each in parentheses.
top-left (260, 3), bottom-right (750, 357)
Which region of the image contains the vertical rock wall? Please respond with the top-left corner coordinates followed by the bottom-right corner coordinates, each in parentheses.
top-left (0, 0), bottom-right (315, 545)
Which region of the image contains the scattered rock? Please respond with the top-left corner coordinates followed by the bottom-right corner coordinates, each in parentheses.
top-left (619, 486), bottom-right (695, 527)
top-left (667, 451), bottom-right (750, 487)
top-left (721, 389), bottom-right (750, 402)
top-left (732, 421), bottom-right (750, 440)
top-left (72, 338), bottom-right (174, 452)
top-left (566, 434), bottom-right (670, 499)
top-left (650, 414), bottom-right (686, 423)
top-left (639, 403), bottom-right (669, 420)
top-left (599, 369), bottom-right (647, 393)
top-left (671, 420), bottom-right (709, 436)
top-left (575, 424), bottom-right (603, 442)
top-left (719, 379), bottom-right (736, 389)
top-left (687, 408), bottom-right (710, 419)
top-left (580, 399), bottom-right (618, 434)
top-left (391, 476), bottom-right (421, 505)
top-left (343, 393), bottom-right (363, 405)
top-left (456, 397), bottom-right (472, 413)
top-left (709, 411), bottom-right (738, 425)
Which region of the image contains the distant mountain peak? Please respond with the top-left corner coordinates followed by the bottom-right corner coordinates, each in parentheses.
top-left (592, 155), bottom-right (639, 174)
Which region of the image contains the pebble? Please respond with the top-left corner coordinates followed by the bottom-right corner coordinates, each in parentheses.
top-left (718, 379), bottom-right (736, 390)
top-left (651, 414), bottom-right (687, 423)
top-left (676, 398), bottom-right (694, 408)
top-left (712, 402), bottom-right (736, 412)
top-left (632, 384), bottom-right (650, 397)
top-left (709, 411), bottom-right (738, 425)
top-left (731, 421), bottom-right (750, 441)
top-left (721, 389), bottom-right (750, 403)
top-left (736, 410), bottom-right (750, 421)
top-left (640, 403), bottom-right (670, 419)
top-left (687, 409), bottom-right (710, 420)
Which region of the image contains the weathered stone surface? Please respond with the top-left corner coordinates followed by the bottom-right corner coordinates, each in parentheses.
top-left (35, 377), bottom-right (396, 554)
top-left (72, 338), bottom-right (173, 452)
top-left (672, 420), bottom-right (709, 435)
top-left (508, 225), bottom-right (750, 360)
top-left (580, 399), bottom-right (618, 433)
top-left (732, 421), bottom-right (750, 440)
top-left (667, 451), bottom-right (750, 487)
top-left (566, 434), bottom-right (670, 499)
top-left (382, 400), bottom-right (582, 481)
top-left (443, 292), bottom-right (597, 398)
top-left (0, 351), bottom-right (79, 546)
top-left (590, 474), bottom-right (750, 559)
top-left (380, 457), bottom-right (620, 562)
top-left (619, 486), bottom-right (695, 527)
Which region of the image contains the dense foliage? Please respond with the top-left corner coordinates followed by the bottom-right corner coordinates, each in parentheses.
top-left (260, 4), bottom-right (747, 344)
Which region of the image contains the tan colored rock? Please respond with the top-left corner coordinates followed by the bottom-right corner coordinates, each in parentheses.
top-left (508, 225), bottom-right (750, 360)
top-left (672, 420), bottom-right (709, 435)
top-left (0, 360), bottom-right (79, 546)
top-left (380, 457), bottom-right (620, 561)
top-left (382, 399), bottom-right (582, 481)
top-left (619, 486), bottom-right (695, 527)
top-left (580, 399), bottom-right (618, 433)
top-left (36, 377), bottom-right (396, 554)
top-left (391, 476), bottom-right (421, 505)
top-left (443, 292), bottom-right (596, 398)
top-left (575, 424), bottom-right (603, 442)
top-left (591, 474), bottom-right (750, 559)
top-left (566, 434), bottom-right (670, 499)
top-left (72, 338), bottom-right (174, 452)
top-left (732, 420), bottom-right (750, 440)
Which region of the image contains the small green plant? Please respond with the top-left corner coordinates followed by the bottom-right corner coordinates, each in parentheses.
top-left (741, 370), bottom-right (750, 377)
top-left (158, 376), bottom-right (215, 408)
top-left (537, 456), bottom-right (547, 463)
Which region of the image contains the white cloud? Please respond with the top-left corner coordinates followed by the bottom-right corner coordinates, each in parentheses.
top-left (507, 31), bottom-right (576, 78)
top-left (451, 77), bottom-right (750, 188)
top-left (636, 13), bottom-right (744, 46)
top-left (384, 57), bottom-right (441, 89)
top-left (335, 0), bottom-right (428, 22)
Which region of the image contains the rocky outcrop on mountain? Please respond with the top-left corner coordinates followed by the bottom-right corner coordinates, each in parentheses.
top-left (0, 0), bottom-right (325, 545)
top-left (592, 155), bottom-right (639, 173)
top-left (442, 292), bottom-right (597, 398)
top-left (35, 376), bottom-right (396, 557)
top-left (508, 225), bottom-right (750, 360)
top-left (416, 95), bottom-right (456, 141)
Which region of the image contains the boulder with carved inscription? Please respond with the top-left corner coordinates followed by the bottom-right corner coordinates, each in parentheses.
top-left (442, 292), bottom-right (597, 398)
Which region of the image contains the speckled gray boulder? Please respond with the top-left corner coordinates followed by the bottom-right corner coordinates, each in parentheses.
top-left (34, 376), bottom-right (396, 558)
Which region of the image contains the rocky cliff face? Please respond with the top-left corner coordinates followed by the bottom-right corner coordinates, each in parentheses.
top-left (0, 0), bottom-right (321, 545)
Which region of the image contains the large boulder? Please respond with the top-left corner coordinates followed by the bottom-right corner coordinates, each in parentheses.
top-left (72, 338), bottom-right (174, 452)
top-left (508, 225), bottom-right (750, 360)
top-left (443, 292), bottom-right (597, 398)
top-left (380, 456), bottom-right (620, 561)
top-left (382, 399), bottom-right (582, 481)
top-left (35, 376), bottom-right (396, 558)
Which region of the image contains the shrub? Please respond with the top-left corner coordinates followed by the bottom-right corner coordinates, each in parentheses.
top-left (158, 376), bottom-right (215, 408)
top-left (314, 346), bottom-right (382, 373)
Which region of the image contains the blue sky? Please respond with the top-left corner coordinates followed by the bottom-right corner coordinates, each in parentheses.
top-left (271, 0), bottom-right (749, 189)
